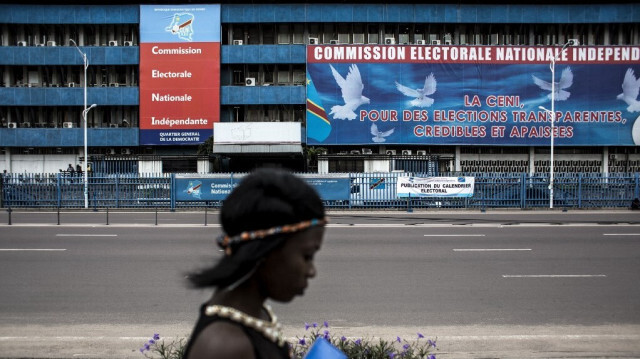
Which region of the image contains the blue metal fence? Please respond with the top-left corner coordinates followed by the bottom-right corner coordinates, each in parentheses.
top-left (2, 172), bottom-right (639, 210)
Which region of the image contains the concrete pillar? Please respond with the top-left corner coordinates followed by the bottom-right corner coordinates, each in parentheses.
top-left (455, 146), bottom-right (461, 172)
top-left (138, 160), bottom-right (162, 174)
top-left (529, 146), bottom-right (535, 175)
top-left (4, 148), bottom-right (10, 172)
top-left (197, 159), bottom-right (210, 174)
top-left (603, 147), bottom-right (609, 174)
top-left (318, 159), bottom-right (328, 174)
top-left (529, 26), bottom-right (535, 46)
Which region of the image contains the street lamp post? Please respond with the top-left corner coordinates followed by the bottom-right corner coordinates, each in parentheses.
top-left (69, 39), bottom-right (96, 209)
top-left (539, 39), bottom-right (578, 209)
top-left (82, 104), bottom-right (97, 208)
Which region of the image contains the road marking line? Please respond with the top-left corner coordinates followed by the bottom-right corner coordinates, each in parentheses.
top-left (0, 336), bottom-right (176, 341)
top-left (424, 234), bottom-right (485, 237)
top-left (56, 234), bottom-right (117, 237)
top-left (502, 274), bottom-right (606, 278)
top-left (603, 233), bottom-right (640, 236)
top-left (0, 249), bottom-right (66, 251)
top-left (454, 248), bottom-right (531, 252)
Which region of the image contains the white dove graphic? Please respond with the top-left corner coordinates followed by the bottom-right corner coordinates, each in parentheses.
top-left (395, 73), bottom-right (437, 107)
top-left (371, 123), bottom-right (394, 143)
top-left (532, 67), bottom-right (573, 101)
top-left (329, 64), bottom-right (370, 120)
top-left (617, 68), bottom-right (640, 113)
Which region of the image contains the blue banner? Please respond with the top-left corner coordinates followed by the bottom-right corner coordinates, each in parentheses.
top-left (175, 176), bottom-right (239, 201)
top-left (306, 45), bottom-right (640, 146)
top-left (175, 175), bottom-right (351, 202)
top-left (140, 5), bottom-right (220, 43)
top-left (305, 177), bottom-right (351, 201)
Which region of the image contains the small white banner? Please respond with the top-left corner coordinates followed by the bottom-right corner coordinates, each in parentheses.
top-left (397, 176), bottom-right (475, 198)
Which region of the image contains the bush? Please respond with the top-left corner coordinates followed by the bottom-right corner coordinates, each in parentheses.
top-left (291, 322), bottom-right (437, 359)
top-left (139, 324), bottom-right (437, 359)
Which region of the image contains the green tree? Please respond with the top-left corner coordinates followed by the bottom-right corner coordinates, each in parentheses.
top-left (197, 136), bottom-right (214, 155)
top-left (304, 146), bottom-right (326, 172)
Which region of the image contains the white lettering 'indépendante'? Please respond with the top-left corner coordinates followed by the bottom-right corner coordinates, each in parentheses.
top-left (151, 93), bottom-right (193, 102)
top-left (151, 70), bottom-right (193, 78)
top-left (151, 117), bottom-right (208, 128)
top-left (151, 46), bottom-right (203, 55)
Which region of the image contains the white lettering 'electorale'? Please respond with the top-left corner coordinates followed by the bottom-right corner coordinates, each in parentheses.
top-left (151, 70), bottom-right (193, 78)
top-left (151, 46), bottom-right (203, 55)
top-left (151, 93), bottom-right (193, 102)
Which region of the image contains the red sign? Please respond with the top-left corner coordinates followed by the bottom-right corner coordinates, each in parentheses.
top-left (139, 42), bottom-right (219, 143)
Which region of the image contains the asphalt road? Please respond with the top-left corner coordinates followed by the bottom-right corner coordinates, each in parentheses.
top-left (1, 210), bottom-right (639, 358)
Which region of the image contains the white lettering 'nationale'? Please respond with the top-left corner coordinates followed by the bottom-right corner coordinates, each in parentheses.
top-left (151, 93), bottom-right (193, 102)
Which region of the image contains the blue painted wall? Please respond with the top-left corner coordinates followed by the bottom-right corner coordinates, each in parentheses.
top-left (221, 86), bottom-right (305, 105)
top-left (1, 4), bottom-right (636, 25)
top-left (222, 45), bottom-right (306, 64)
top-left (0, 46), bottom-right (139, 65)
top-left (221, 4), bottom-right (640, 24)
top-left (0, 128), bottom-right (139, 147)
top-left (0, 5), bottom-right (139, 24)
top-left (0, 87), bottom-right (139, 106)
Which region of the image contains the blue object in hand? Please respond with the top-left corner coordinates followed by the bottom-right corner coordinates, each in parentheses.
top-left (303, 337), bottom-right (347, 359)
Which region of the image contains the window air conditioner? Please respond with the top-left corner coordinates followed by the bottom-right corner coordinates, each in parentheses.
top-left (7, 122), bottom-right (17, 128)
top-left (384, 37), bottom-right (396, 45)
top-left (329, 39), bottom-right (339, 45)
top-left (46, 40), bottom-right (56, 46)
top-left (17, 41), bottom-right (27, 46)
top-left (67, 82), bottom-right (76, 87)
top-left (362, 148), bottom-right (373, 155)
top-left (109, 123), bottom-right (118, 128)
top-left (121, 148), bottom-right (130, 155)
top-left (567, 39), bottom-right (580, 46)
top-left (123, 41), bottom-right (133, 46)
top-left (36, 43), bottom-right (45, 47)
top-left (609, 154), bottom-right (617, 161)
top-left (444, 40), bottom-right (452, 45)
top-left (431, 40), bottom-right (441, 45)
top-left (402, 150), bottom-right (413, 155)
top-left (232, 39), bottom-right (243, 45)
top-left (109, 83), bottom-right (119, 87)
top-left (63, 122), bottom-right (74, 128)
top-left (385, 150), bottom-right (396, 155)
top-left (350, 150), bottom-right (361, 155)
top-left (21, 122), bottom-right (31, 128)
top-left (308, 37), bottom-right (319, 45)
top-left (108, 40), bottom-right (118, 46)
top-left (416, 150), bottom-right (427, 156)
top-left (416, 40), bottom-right (427, 45)
top-left (245, 77), bottom-right (256, 86)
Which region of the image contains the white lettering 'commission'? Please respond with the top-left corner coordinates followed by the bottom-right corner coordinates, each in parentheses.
top-left (151, 46), bottom-right (202, 55)
top-left (151, 117), bottom-right (208, 127)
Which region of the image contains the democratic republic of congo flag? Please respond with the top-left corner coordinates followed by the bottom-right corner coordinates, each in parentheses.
top-left (306, 74), bottom-right (332, 142)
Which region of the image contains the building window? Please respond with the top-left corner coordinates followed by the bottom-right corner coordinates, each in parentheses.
top-left (329, 159), bottom-right (364, 173)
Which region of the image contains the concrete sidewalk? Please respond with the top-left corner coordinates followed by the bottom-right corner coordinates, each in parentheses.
top-left (1, 324), bottom-right (639, 358)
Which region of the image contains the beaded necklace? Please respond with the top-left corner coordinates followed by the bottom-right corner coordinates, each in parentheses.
top-left (204, 304), bottom-right (286, 348)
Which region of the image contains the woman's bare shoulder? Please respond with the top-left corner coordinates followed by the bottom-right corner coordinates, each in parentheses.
top-left (186, 321), bottom-right (255, 359)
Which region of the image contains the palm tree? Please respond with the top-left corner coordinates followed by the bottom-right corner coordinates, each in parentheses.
top-left (304, 146), bottom-right (326, 172)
